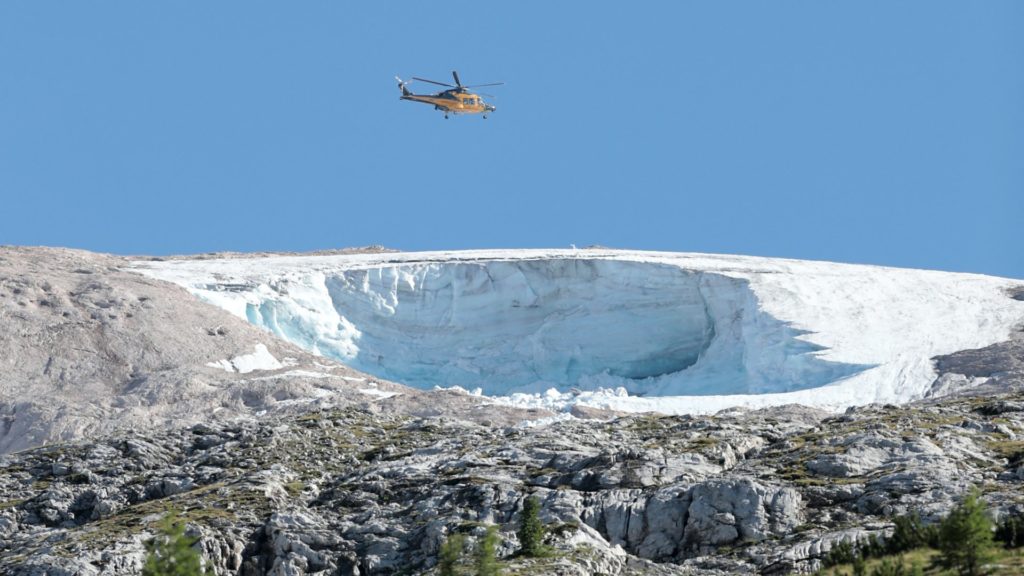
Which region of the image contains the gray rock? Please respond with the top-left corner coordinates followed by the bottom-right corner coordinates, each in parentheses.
top-left (683, 478), bottom-right (802, 551)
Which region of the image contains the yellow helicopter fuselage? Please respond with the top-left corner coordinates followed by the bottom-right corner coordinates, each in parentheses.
top-left (401, 90), bottom-right (494, 116)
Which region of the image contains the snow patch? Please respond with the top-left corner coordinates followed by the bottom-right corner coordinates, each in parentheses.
top-left (248, 369), bottom-right (332, 381)
top-left (206, 344), bottom-right (284, 374)
top-left (514, 412), bottom-right (576, 429)
top-left (358, 388), bottom-right (401, 399)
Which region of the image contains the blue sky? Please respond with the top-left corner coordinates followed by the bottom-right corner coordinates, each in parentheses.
top-left (1, 2), bottom-right (1021, 278)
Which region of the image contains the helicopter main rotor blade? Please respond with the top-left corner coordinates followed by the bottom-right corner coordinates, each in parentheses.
top-left (412, 77), bottom-right (454, 88)
top-left (452, 70), bottom-right (462, 87)
top-left (463, 82), bottom-right (504, 88)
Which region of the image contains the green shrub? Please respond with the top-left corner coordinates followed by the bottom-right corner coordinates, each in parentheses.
top-left (824, 539), bottom-right (857, 567)
top-left (142, 508), bottom-right (208, 576)
top-left (852, 553), bottom-right (866, 576)
top-left (438, 533), bottom-right (465, 576)
top-left (860, 534), bottom-right (885, 559)
top-left (474, 525), bottom-right (502, 576)
top-left (995, 511), bottom-right (1024, 549)
top-left (870, 556), bottom-right (899, 576)
top-left (824, 535), bottom-right (885, 569)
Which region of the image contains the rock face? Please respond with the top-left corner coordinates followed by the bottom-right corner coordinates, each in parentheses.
top-left (683, 479), bottom-right (802, 551)
top-left (932, 320), bottom-right (1024, 395)
top-left (2, 391), bottom-right (1024, 575)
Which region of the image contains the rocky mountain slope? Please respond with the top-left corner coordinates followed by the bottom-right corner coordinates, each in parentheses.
top-left (2, 387), bottom-right (1023, 575)
top-left (1, 246), bottom-right (1022, 575)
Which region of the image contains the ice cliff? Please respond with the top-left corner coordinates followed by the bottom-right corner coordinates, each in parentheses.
top-left (135, 249), bottom-right (1024, 414)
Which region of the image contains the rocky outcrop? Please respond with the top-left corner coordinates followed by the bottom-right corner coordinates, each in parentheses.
top-left (1, 392), bottom-right (1023, 575)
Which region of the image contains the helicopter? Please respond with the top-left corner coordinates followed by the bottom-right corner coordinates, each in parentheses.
top-left (395, 70), bottom-right (503, 119)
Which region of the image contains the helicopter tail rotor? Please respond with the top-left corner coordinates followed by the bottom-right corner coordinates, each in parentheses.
top-left (393, 76), bottom-right (409, 95)
top-left (395, 76), bottom-right (411, 96)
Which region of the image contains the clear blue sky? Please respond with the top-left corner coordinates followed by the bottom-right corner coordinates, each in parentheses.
top-left (1, 2), bottom-right (1021, 278)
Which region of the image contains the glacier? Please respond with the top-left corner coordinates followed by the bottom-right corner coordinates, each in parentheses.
top-left (134, 249), bottom-right (1024, 414)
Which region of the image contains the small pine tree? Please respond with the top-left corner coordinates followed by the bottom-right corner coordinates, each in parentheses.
top-left (474, 525), bottom-right (502, 576)
top-left (142, 508), bottom-right (206, 576)
top-left (939, 489), bottom-right (996, 576)
top-left (887, 514), bottom-right (931, 554)
top-left (517, 495), bottom-right (547, 557)
top-left (438, 533), bottom-right (465, 576)
top-left (860, 534), bottom-right (885, 559)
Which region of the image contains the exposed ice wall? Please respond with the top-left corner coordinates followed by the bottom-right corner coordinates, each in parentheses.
top-left (201, 259), bottom-right (866, 396)
top-left (304, 260), bottom-right (714, 391)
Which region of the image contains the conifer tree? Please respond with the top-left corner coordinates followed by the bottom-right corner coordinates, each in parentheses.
top-left (939, 489), bottom-right (995, 576)
top-left (474, 524), bottom-right (502, 576)
top-left (887, 514), bottom-right (931, 554)
top-left (517, 495), bottom-right (546, 557)
top-left (142, 508), bottom-right (206, 576)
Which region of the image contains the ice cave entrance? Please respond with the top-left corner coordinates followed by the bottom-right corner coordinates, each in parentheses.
top-left (243, 259), bottom-right (867, 396)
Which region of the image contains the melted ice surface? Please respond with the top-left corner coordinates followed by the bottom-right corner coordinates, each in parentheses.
top-left (134, 249), bottom-right (1024, 413)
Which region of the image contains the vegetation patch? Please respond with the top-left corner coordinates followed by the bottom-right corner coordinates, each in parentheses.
top-left (0, 498), bottom-right (25, 510)
top-left (985, 440), bottom-right (1024, 464)
top-left (820, 490), bottom-right (1024, 576)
